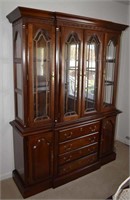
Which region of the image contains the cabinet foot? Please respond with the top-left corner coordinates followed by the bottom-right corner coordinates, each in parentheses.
top-left (100, 152), bottom-right (116, 165)
top-left (13, 170), bottom-right (52, 198)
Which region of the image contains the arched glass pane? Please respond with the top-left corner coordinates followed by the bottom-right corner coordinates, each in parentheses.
top-left (103, 40), bottom-right (116, 106)
top-left (106, 40), bottom-right (116, 60)
top-left (33, 30), bottom-right (50, 120)
top-left (84, 35), bottom-right (99, 112)
top-left (64, 33), bottom-right (80, 116)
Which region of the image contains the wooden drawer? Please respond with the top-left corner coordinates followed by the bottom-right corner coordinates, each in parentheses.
top-left (58, 153), bottom-right (97, 176)
top-left (59, 121), bottom-right (100, 142)
top-left (59, 143), bottom-right (98, 165)
top-left (59, 133), bottom-right (98, 154)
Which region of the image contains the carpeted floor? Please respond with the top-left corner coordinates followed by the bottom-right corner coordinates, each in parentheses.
top-left (0, 141), bottom-right (129, 199)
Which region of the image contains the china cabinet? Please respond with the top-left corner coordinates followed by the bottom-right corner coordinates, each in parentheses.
top-left (7, 7), bottom-right (128, 198)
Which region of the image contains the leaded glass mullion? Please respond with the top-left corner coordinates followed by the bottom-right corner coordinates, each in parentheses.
top-left (64, 33), bottom-right (80, 117)
top-left (84, 35), bottom-right (99, 112)
top-left (33, 29), bottom-right (51, 120)
top-left (35, 41), bottom-right (38, 118)
top-left (74, 44), bottom-right (77, 111)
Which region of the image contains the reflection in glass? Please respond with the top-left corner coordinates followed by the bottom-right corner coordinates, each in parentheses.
top-left (16, 64), bottom-right (22, 90)
top-left (14, 31), bottom-right (22, 58)
top-left (17, 93), bottom-right (23, 120)
top-left (106, 40), bottom-right (116, 60)
top-left (64, 33), bottom-right (80, 116)
top-left (33, 29), bottom-right (50, 120)
top-left (84, 35), bottom-right (99, 112)
top-left (104, 40), bottom-right (116, 106)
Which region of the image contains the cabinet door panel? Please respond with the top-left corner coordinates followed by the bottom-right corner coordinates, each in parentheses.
top-left (101, 33), bottom-right (120, 111)
top-left (28, 23), bottom-right (55, 126)
top-left (82, 30), bottom-right (104, 115)
top-left (100, 116), bottom-right (116, 157)
top-left (28, 132), bottom-right (53, 183)
top-left (59, 27), bottom-right (83, 121)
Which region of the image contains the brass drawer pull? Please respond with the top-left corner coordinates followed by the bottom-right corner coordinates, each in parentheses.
top-left (63, 165), bottom-right (72, 172)
top-left (63, 168), bottom-right (67, 172)
top-left (91, 136), bottom-right (96, 143)
top-left (64, 144), bottom-right (72, 152)
top-left (80, 127), bottom-right (83, 131)
top-left (64, 155), bottom-right (72, 162)
top-left (88, 136), bottom-right (96, 143)
top-left (64, 132), bottom-right (73, 139)
top-left (89, 125), bottom-right (97, 132)
top-left (92, 147), bottom-right (96, 151)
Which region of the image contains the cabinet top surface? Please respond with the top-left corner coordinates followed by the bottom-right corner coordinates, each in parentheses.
top-left (6, 6), bottom-right (128, 31)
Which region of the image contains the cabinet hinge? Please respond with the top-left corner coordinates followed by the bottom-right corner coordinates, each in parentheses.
top-left (56, 27), bottom-right (61, 32)
top-left (22, 24), bottom-right (26, 29)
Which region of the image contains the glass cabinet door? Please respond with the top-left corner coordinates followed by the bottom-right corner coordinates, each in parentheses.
top-left (82, 31), bottom-right (103, 115)
top-left (60, 27), bottom-right (83, 121)
top-left (102, 33), bottom-right (120, 110)
top-left (28, 24), bottom-right (55, 125)
top-left (33, 30), bottom-right (50, 120)
top-left (13, 24), bottom-right (24, 124)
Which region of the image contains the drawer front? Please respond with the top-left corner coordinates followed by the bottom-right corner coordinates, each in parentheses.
top-left (59, 121), bottom-right (100, 142)
top-left (58, 153), bottom-right (97, 176)
top-left (59, 133), bottom-right (98, 154)
top-left (59, 143), bottom-right (98, 165)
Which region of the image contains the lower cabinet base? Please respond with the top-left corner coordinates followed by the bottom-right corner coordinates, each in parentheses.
top-left (12, 152), bottom-right (116, 198)
top-left (53, 161), bottom-right (100, 188)
top-left (13, 170), bottom-right (52, 198)
top-left (100, 152), bottom-right (116, 165)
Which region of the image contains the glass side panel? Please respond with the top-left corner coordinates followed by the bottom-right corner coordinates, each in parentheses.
top-left (64, 33), bottom-right (80, 116)
top-left (33, 30), bottom-right (51, 120)
top-left (84, 36), bottom-right (99, 112)
top-left (14, 31), bottom-right (22, 59)
top-left (16, 63), bottom-right (22, 90)
top-left (103, 40), bottom-right (116, 107)
top-left (16, 93), bottom-right (23, 120)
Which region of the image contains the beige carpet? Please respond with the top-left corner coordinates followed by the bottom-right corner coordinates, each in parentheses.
top-left (0, 141), bottom-right (129, 199)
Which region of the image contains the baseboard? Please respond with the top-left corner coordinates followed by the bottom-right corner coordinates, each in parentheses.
top-left (0, 172), bottom-right (12, 181)
top-left (116, 137), bottom-right (130, 146)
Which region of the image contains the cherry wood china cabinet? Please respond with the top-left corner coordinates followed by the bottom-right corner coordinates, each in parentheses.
top-left (7, 7), bottom-right (128, 198)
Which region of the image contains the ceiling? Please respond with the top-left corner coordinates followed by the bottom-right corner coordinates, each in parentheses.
top-left (115, 0), bottom-right (130, 5)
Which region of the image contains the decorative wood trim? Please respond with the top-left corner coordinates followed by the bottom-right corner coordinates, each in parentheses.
top-left (7, 7), bottom-right (128, 32)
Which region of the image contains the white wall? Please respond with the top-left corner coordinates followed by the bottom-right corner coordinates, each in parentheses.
top-left (0, 0), bottom-right (129, 180)
top-left (116, 4), bottom-right (130, 145)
